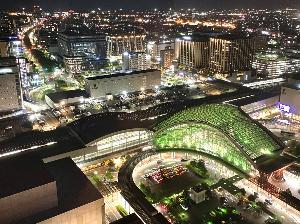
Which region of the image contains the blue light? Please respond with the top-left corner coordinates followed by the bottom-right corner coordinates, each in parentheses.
top-left (278, 103), bottom-right (291, 113)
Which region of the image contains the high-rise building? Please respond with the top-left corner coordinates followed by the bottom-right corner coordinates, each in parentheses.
top-left (175, 35), bottom-right (210, 69)
top-left (107, 35), bottom-right (145, 57)
top-left (253, 32), bottom-right (269, 51)
top-left (147, 41), bottom-right (175, 59)
top-left (57, 31), bottom-right (107, 74)
top-left (0, 36), bottom-right (23, 58)
top-left (0, 57), bottom-right (23, 111)
top-left (209, 34), bottom-right (255, 75)
top-left (122, 51), bottom-right (151, 71)
top-left (160, 46), bottom-right (175, 68)
top-left (0, 36), bottom-right (28, 88)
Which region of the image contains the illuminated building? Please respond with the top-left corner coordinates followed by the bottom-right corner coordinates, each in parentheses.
top-left (0, 36), bottom-right (23, 58)
top-left (175, 33), bottom-right (255, 77)
top-left (122, 51), bottom-right (151, 71)
top-left (0, 57), bottom-right (23, 111)
top-left (153, 104), bottom-right (283, 174)
top-left (253, 32), bottom-right (269, 51)
top-left (106, 35), bottom-right (145, 57)
top-left (63, 56), bottom-right (84, 74)
top-left (175, 35), bottom-right (210, 69)
top-left (253, 51), bottom-right (300, 78)
top-left (45, 89), bottom-right (89, 108)
top-left (57, 31), bottom-right (107, 74)
top-left (209, 34), bottom-right (255, 76)
top-left (147, 41), bottom-right (175, 59)
top-left (85, 69), bottom-right (161, 98)
top-left (160, 46), bottom-right (175, 69)
top-left (16, 57), bottom-right (29, 89)
top-left (0, 36), bottom-right (28, 89)
top-left (280, 76), bottom-right (300, 116)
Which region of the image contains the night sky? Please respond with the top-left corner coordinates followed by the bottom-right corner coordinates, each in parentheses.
top-left (2, 0), bottom-right (300, 11)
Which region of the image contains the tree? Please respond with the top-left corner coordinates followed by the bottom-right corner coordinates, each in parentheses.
top-left (107, 160), bottom-right (115, 170)
top-left (248, 194), bottom-right (257, 202)
top-left (105, 171), bottom-right (114, 181)
top-left (180, 190), bottom-right (191, 208)
top-left (285, 188), bottom-right (292, 195)
top-left (206, 189), bottom-right (213, 199)
top-left (240, 188), bottom-right (246, 196)
top-left (186, 160), bottom-right (208, 177)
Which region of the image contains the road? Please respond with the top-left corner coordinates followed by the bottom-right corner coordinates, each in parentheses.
top-left (235, 179), bottom-right (300, 224)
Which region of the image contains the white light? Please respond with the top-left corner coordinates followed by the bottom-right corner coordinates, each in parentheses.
top-left (0, 68), bottom-right (13, 74)
top-left (183, 36), bottom-right (192, 41)
top-left (28, 114), bottom-right (36, 121)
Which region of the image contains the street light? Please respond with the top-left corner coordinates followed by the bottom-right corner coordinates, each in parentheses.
top-left (122, 91), bottom-right (128, 98)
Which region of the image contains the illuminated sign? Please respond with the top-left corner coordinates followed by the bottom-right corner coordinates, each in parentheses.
top-left (0, 68), bottom-right (13, 74)
top-left (183, 36), bottom-right (192, 41)
top-left (278, 103), bottom-right (291, 113)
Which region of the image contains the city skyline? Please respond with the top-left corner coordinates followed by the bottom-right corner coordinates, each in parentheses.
top-left (3, 0), bottom-right (300, 11)
top-left (1, 3), bottom-right (300, 224)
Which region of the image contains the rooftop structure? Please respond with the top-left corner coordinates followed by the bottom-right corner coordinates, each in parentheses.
top-left (154, 104), bottom-right (286, 173)
top-left (45, 89), bottom-right (89, 108)
top-left (85, 69), bottom-right (161, 98)
top-left (0, 156), bottom-right (104, 224)
top-left (0, 57), bottom-right (23, 111)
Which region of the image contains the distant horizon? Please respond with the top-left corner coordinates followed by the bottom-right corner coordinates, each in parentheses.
top-left (2, 0), bottom-right (300, 11)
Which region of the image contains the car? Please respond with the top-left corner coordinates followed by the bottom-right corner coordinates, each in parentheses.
top-left (265, 199), bottom-right (272, 206)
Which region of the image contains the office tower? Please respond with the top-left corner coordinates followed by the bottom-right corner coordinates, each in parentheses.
top-left (0, 36), bottom-right (28, 88)
top-left (175, 35), bottom-right (210, 69)
top-left (122, 51), bottom-right (151, 71)
top-left (0, 36), bottom-right (23, 58)
top-left (253, 32), bottom-right (269, 51)
top-left (209, 34), bottom-right (255, 75)
top-left (57, 30), bottom-right (107, 74)
top-left (147, 40), bottom-right (175, 59)
top-left (160, 46), bottom-right (175, 68)
top-left (0, 57), bottom-right (23, 111)
top-left (107, 35), bottom-right (145, 57)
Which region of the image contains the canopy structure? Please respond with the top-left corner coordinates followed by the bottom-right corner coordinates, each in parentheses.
top-left (154, 104), bottom-right (285, 174)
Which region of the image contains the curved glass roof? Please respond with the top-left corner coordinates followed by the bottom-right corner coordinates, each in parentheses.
top-left (154, 104), bottom-right (282, 160)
